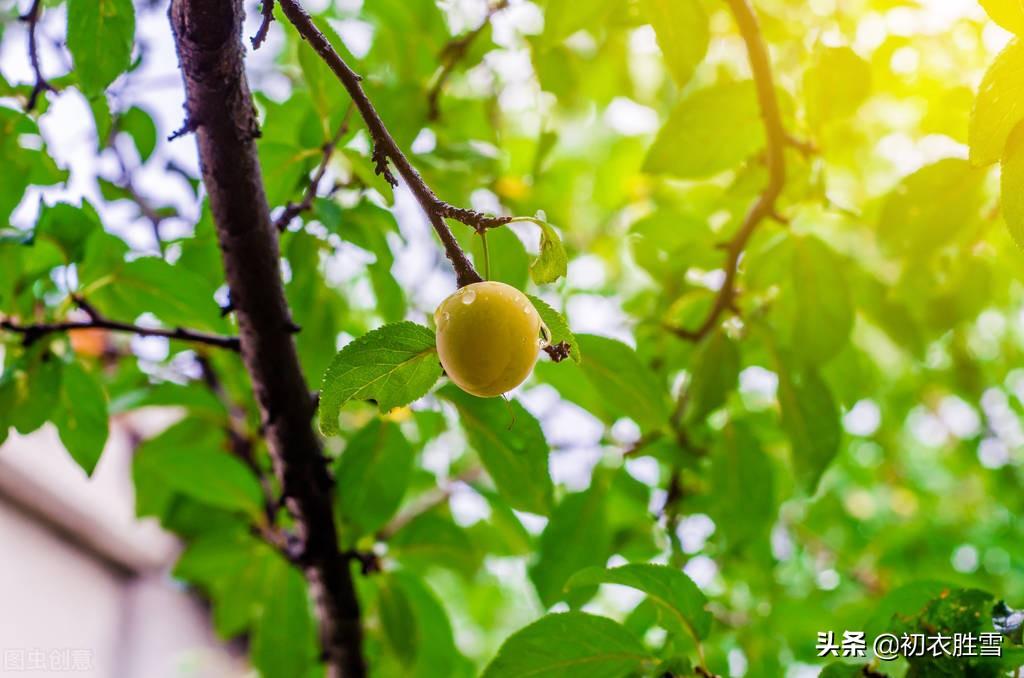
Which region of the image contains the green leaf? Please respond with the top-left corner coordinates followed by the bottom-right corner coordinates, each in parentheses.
top-left (513, 217), bottom-right (567, 285)
top-left (776, 360), bottom-right (841, 492)
top-left (440, 384), bottom-right (553, 515)
top-left (335, 418), bottom-right (415, 537)
top-left (804, 46), bottom-right (871, 129)
top-left (464, 227), bottom-right (530, 290)
top-left (1002, 121), bottom-right (1024, 248)
top-left (134, 420), bottom-right (265, 520)
top-left (787, 236), bottom-right (853, 365)
top-left (527, 295), bottom-right (581, 363)
top-left (482, 612), bottom-right (651, 678)
top-left (250, 563), bottom-right (318, 678)
top-left (3, 349), bottom-right (62, 436)
top-left (643, 0), bottom-right (708, 88)
top-left (709, 422), bottom-right (775, 546)
top-left (970, 39), bottom-right (1024, 165)
top-left (119, 106), bottom-right (158, 162)
top-left (877, 158), bottom-right (986, 255)
top-left (537, 0), bottom-right (617, 45)
top-left (389, 512), bottom-right (482, 577)
top-left (574, 334), bottom-right (670, 432)
top-left (685, 329), bottom-right (740, 424)
top-left (377, 571), bottom-right (465, 678)
top-left (34, 201), bottom-right (102, 263)
top-left (52, 362), bottom-right (109, 475)
top-left (66, 0), bottom-right (136, 95)
top-left (88, 94), bottom-right (112, 150)
top-left (529, 473), bottom-right (610, 607)
top-left (318, 322), bottom-right (443, 434)
top-left (644, 81), bottom-right (764, 179)
top-left (297, 17), bottom-right (355, 135)
top-left (566, 563), bottom-right (712, 642)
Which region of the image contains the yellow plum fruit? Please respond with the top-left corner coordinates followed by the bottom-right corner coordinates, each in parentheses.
top-left (434, 281), bottom-right (546, 397)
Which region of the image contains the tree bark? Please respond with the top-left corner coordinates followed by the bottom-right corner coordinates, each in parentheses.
top-left (168, 2), bottom-right (365, 676)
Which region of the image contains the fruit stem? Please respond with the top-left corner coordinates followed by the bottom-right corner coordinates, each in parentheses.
top-left (480, 230), bottom-right (491, 280)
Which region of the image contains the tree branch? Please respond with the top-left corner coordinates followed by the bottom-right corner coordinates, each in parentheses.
top-left (667, 0), bottom-right (787, 342)
top-left (277, 0), bottom-right (519, 287)
top-left (275, 103), bottom-right (353, 231)
top-left (168, 2), bottom-right (364, 676)
top-left (426, 0), bottom-right (508, 121)
top-left (1, 298), bottom-right (241, 351)
top-left (251, 0), bottom-right (275, 50)
top-left (20, 0), bottom-right (55, 112)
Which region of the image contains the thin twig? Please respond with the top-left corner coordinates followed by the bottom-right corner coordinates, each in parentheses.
top-left (251, 0), bottom-right (276, 50)
top-left (667, 0), bottom-right (787, 342)
top-left (426, 0), bottom-right (508, 121)
top-left (277, 0), bottom-right (519, 287)
top-left (275, 103), bottom-right (354, 231)
top-left (20, 0), bottom-right (55, 112)
top-left (1, 297), bottom-right (240, 351)
top-left (110, 139), bottom-right (170, 252)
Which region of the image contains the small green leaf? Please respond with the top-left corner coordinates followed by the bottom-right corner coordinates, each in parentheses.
top-left (440, 384), bottom-right (553, 515)
top-left (319, 322), bottom-right (443, 434)
top-left (527, 295), bottom-right (581, 363)
top-left (567, 563), bottom-right (712, 642)
top-left (788, 236), bottom-right (853, 365)
top-left (119, 106), bottom-right (158, 162)
top-left (335, 418), bottom-right (415, 537)
top-left (67, 0), bottom-right (136, 95)
top-left (644, 81), bottom-right (764, 179)
top-left (1001, 121), bottom-right (1024, 248)
top-left (643, 0), bottom-right (708, 88)
top-left (53, 362), bottom-right (109, 475)
top-left (970, 39), bottom-right (1024, 165)
top-left (685, 329), bottom-right (740, 424)
top-left (776, 359), bottom-right (841, 492)
top-left (482, 612), bottom-right (651, 678)
top-left (377, 571), bottom-right (466, 677)
top-left (134, 420), bottom-right (265, 519)
top-left (518, 217), bottom-right (568, 285)
top-left (804, 46), bottom-right (871, 129)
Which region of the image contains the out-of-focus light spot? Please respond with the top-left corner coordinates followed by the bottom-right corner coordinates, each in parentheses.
top-left (843, 399), bottom-right (881, 437)
top-left (952, 544), bottom-right (979, 573)
top-left (603, 97), bottom-right (659, 136)
top-left (739, 366), bottom-right (778, 399)
top-left (450, 486), bottom-right (491, 526)
top-left (567, 255), bottom-right (607, 289)
top-left (513, 511), bottom-right (548, 535)
top-left (612, 418), bottom-right (642, 446)
top-left (817, 569), bottom-right (840, 591)
top-left (625, 457), bottom-right (659, 486)
top-left (629, 25), bottom-right (659, 54)
top-left (939, 396), bottom-right (981, 439)
top-left (855, 13), bottom-right (887, 52)
top-left (890, 487), bottom-right (918, 517)
top-left (852, 440), bottom-right (884, 468)
top-left (907, 408), bottom-right (947, 447)
top-left (411, 128), bottom-right (437, 154)
top-left (978, 437), bottom-right (1010, 469)
top-left (845, 489), bottom-right (876, 520)
top-left (684, 555), bottom-right (719, 591)
top-left (983, 23), bottom-right (1013, 55)
top-left (985, 547), bottom-right (1011, 574)
top-left (676, 514), bottom-right (715, 554)
top-left (550, 445), bottom-right (603, 491)
top-left (333, 18), bottom-right (373, 58)
top-left (770, 522), bottom-right (794, 561)
top-left (131, 335), bottom-right (170, 363)
top-left (885, 7), bottom-right (917, 36)
top-left (728, 648), bottom-right (748, 677)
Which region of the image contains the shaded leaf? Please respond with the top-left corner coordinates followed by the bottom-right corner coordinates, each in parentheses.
top-left (67, 0), bottom-right (135, 95)
top-left (335, 418), bottom-right (415, 538)
top-left (776, 360), bottom-right (841, 491)
top-left (53, 362), bottom-right (109, 475)
top-left (643, 0), bottom-right (708, 88)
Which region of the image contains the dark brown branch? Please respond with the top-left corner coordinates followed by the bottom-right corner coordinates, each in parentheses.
top-left (168, 2), bottom-right (364, 676)
top-left (1, 299), bottom-right (241, 351)
top-left (667, 0), bottom-right (787, 342)
top-left (20, 0), bottom-right (55, 112)
top-left (251, 0), bottom-right (275, 50)
top-left (277, 0), bottom-right (520, 287)
top-left (426, 0), bottom-right (508, 121)
top-left (542, 340), bottom-right (571, 362)
top-left (275, 104), bottom-right (353, 231)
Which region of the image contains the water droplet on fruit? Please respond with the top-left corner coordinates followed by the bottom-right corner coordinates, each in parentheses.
top-left (522, 304), bottom-right (530, 314)
top-left (462, 289), bottom-right (476, 304)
